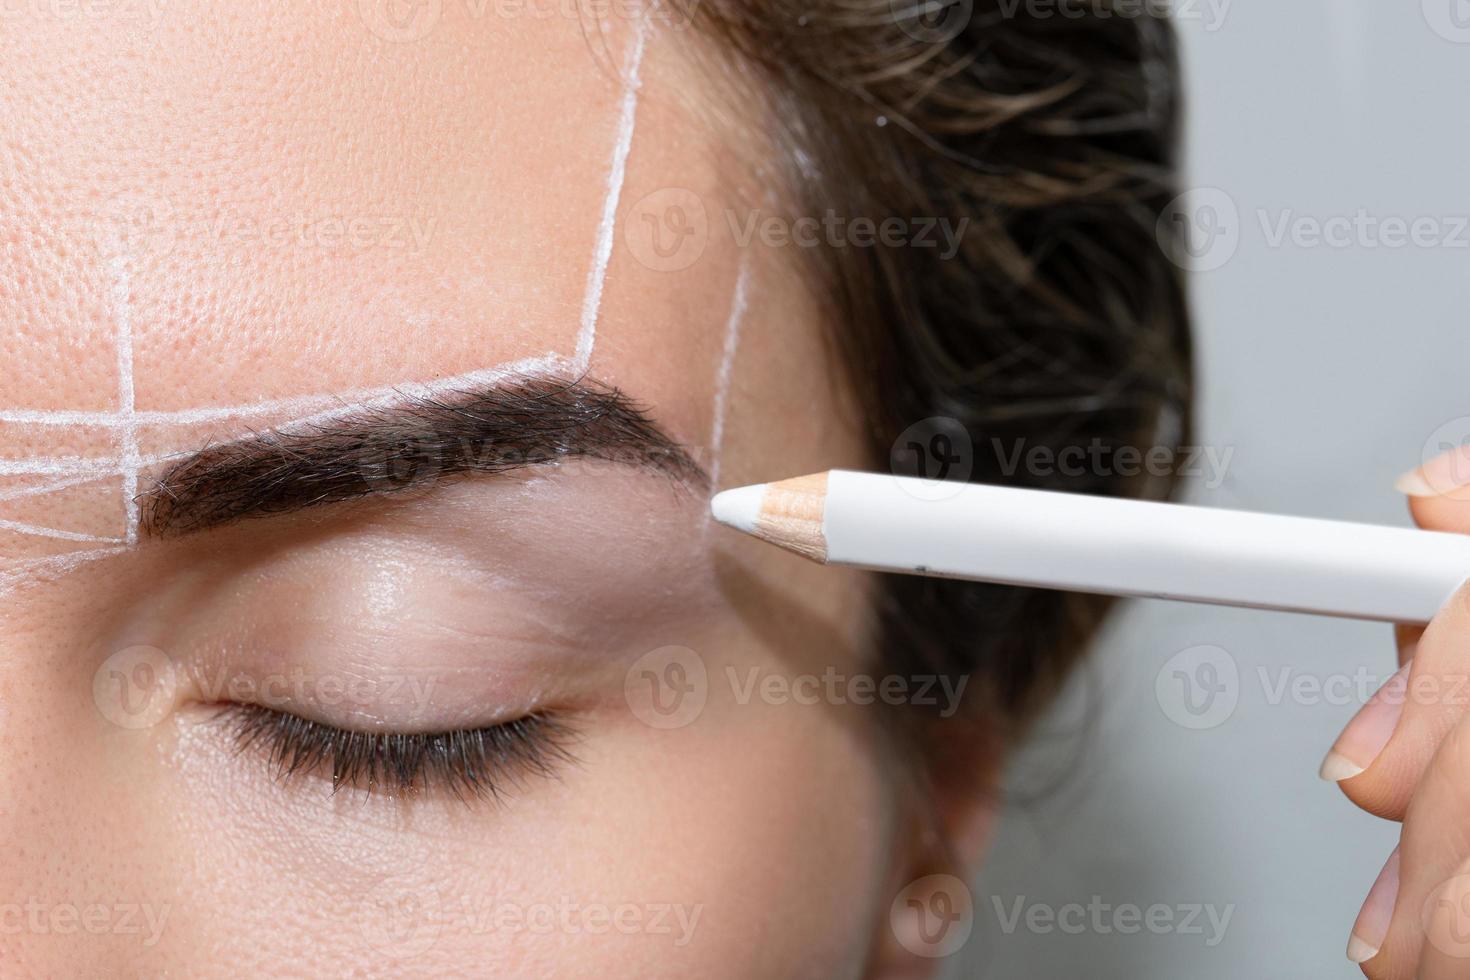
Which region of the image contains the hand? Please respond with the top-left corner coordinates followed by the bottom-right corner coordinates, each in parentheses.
top-left (1321, 460), bottom-right (1470, 978)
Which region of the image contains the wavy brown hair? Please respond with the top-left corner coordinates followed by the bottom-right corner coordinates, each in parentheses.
top-left (675, 1), bottom-right (1194, 741)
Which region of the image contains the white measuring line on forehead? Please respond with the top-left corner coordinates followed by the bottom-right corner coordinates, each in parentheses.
top-left (112, 251), bottom-right (141, 546)
top-left (0, 546), bottom-right (129, 595)
top-left (575, 14), bottom-right (650, 375)
top-left (707, 256), bottom-right (751, 497)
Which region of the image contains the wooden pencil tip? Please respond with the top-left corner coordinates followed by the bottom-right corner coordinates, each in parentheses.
top-left (710, 471), bottom-right (829, 563)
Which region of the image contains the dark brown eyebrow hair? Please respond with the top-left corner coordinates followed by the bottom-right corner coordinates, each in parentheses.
top-left (139, 374), bottom-right (709, 538)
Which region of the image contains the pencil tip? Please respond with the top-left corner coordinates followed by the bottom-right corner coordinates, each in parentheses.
top-left (710, 484), bottom-right (766, 533)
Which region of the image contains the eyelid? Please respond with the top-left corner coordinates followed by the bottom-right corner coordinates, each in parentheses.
top-left (220, 703), bottom-right (576, 803)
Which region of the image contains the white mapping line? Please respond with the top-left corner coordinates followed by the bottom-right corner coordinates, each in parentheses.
top-left (707, 258), bottom-right (750, 494)
top-left (0, 545), bottom-right (128, 597)
top-left (112, 253), bottom-right (141, 546)
top-left (0, 473), bottom-right (107, 503)
top-left (0, 519), bottom-right (124, 545)
top-left (574, 16), bottom-right (651, 374)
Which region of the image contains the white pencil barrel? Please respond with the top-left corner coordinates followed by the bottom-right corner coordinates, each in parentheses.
top-left (822, 471), bottom-right (1470, 623)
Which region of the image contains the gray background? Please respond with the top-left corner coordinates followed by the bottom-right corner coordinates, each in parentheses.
top-left (967, 2), bottom-right (1470, 976)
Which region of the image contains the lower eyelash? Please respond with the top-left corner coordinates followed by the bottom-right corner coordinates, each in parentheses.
top-left (220, 704), bottom-right (576, 803)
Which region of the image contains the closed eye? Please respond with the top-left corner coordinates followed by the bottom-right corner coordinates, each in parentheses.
top-left (219, 703), bottom-right (577, 803)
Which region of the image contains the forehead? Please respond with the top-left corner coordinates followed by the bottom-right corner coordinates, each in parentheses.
top-left (0, 3), bottom-right (786, 563)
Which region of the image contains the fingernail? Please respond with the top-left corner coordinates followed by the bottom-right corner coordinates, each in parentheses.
top-left (1397, 445), bottom-right (1470, 498)
top-left (1319, 661), bottom-right (1412, 781)
top-left (1347, 847), bottom-right (1399, 964)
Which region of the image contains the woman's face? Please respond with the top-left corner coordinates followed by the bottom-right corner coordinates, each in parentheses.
top-left (0, 4), bottom-right (945, 977)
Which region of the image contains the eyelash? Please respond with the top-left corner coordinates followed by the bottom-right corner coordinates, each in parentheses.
top-left (221, 704), bottom-right (575, 802)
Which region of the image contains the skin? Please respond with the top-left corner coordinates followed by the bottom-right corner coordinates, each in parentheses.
top-left (1331, 483), bottom-right (1470, 980)
top-left (0, 3), bottom-right (991, 977)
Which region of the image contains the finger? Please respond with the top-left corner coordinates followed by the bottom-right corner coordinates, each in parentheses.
top-left (1315, 625), bottom-right (1417, 791)
top-left (1330, 581), bottom-right (1470, 820)
top-left (1400, 449), bottom-right (1470, 663)
top-left (1397, 445), bottom-right (1470, 517)
top-left (1320, 461), bottom-right (1470, 815)
top-left (1347, 847), bottom-right (1398, 968)
top-left (1394, 450), bottom-right (1470, 664)
top-left (1357, 712), bottom-right (1470, 979)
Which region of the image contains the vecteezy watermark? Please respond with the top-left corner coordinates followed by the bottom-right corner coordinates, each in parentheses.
top-left (357, 0), bottom-right (444, 42)
top-left (92, 645), bottom-right (179, 730)
top-left (79, 197), bottom-right (439, 259)
top-left (91, 648), bottom-right (447, 730)
top-left (623, 647), bottom-right (970, 729)
top-left (1253, 665), bottom-right (1468, 710)
top-left (890, 417), bottom-right (974, 501)
top-left (359, 874), bottom-right (703, 959)
top-left (620, 190), bottom-right (971, 272)
top-left (1159, 188), bottom-right (1470, 272)
top-left (203, 212), bottom-right (438, 254)
top-left (889, 418), bottom-right (1233, 497)
top-left (1257, 209), bottom-right (1470, 251)
top-left (988, 438), bottom-right (1233, 490)
top-left (1157, 647), bottom-right (1470, 730)
top-left (1422, 0), bottom-right (1470, 43)
top-left (890, 0), bottom-right (974, 43)
top-left (623, 187), bottom-right (709, 273)
top-left (995, 0), bottom-right (1229, 30)
top-left (726, 209), bottom-right (970, 261)
top-left (624, 645), bottom-right (709, 729)
top-left (98, 194), bottom-right (180, 259)
top-left (191, 667), bottom-right (441, 716)
top-left (1157, 187), bottom-right (1240, 273)
top-left (1424, 872), bottom-right (1470, 958)
top-left (990, 895), bottom-right (1234, 947)
top-left (726, 666), bottom-right (969, 718)
top-left (0, 900), bottom-right (170, 947)
top-left (890, 874), bottom-right (974, 959)
top-left (890, 0), bottom-right (1230, 41)
top-left (356, 0), bottom-right (696, 43)
top-left (0, 0), bottom-right (166, 27)
top-left (1410, 416), bottom-right (1470, 498)
top-left (1155, 644), bottom-right (1240, 730)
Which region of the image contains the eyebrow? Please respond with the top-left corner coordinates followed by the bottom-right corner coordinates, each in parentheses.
top-left (139, 374), bottom-right (709, 538)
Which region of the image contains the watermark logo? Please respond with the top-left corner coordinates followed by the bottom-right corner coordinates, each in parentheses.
top-left (1424, 872), bottom-right (1470, 957)
top-left (991, 895), bottom-right (1233, 946)
top-left (358, 0), bottom-right (443, 42)
top-left (624, 645), bottom-right (708, 729)
top-left (1157, 187), bottom-right (1239, 273)
top-left (100, 193), bottom-right (179, 259)
top-left (890, 0), bottom-right (973, 43)
top-left (1155, 644), bottom-right (1238, 730)
top-left (360, 874), bottom-right (443, 959)
top-left (353, 431), bottom-right (448, 498)
top-left (92, 645), bottom-right (178, 730)
top-left (1413, 416), bottom-right (1470, 498)
top-left (890, 874), bottom-right (974, 958)
top-left (1424, 0), bottom-right (1470, 42)
top-left (623, 187), bottom-right (709, 273)
top-left (890, 417), bottom-right (974, 501)
top-left (0, 900), bottom-right (170, 947)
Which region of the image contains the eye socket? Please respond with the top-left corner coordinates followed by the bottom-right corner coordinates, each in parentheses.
top-left (220, 703), bottom-right (576, 802)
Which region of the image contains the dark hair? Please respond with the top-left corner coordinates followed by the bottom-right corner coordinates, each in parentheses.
top-left (676, 2), bottom-right (1194, 738)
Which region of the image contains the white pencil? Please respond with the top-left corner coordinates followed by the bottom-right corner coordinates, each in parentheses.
top-left (709, 470), bottom-right (1470, 624)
